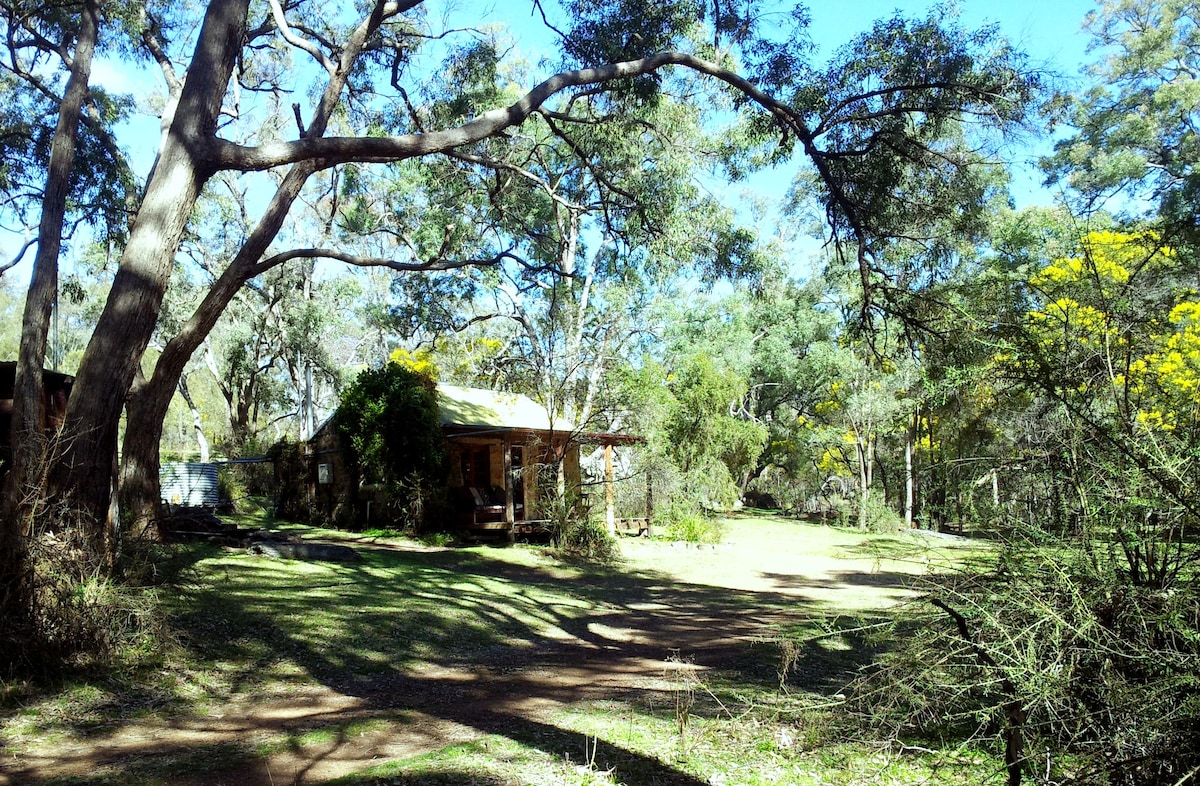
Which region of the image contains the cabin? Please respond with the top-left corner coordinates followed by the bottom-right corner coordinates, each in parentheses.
top-left (304, 383), bottom-right (645, 537)
top-left (0, 361), bottom-right (75, 489)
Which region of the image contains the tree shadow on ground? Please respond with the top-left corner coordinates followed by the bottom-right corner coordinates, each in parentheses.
top-left (758, 568), bottom-right (917, 592)
top-left (1, 538), bottom-right (894, 785)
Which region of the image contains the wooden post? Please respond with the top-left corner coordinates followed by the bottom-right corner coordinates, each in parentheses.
top-left (604, 443), bottom-right (615, 534)
top-left (563, 442), bottom-right (582, 506)
top-left (523, 436), bottom-right (539, 518)
top-left (503, 437), bottom-right (515, 524)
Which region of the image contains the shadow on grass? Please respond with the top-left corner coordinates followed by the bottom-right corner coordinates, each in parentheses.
top-left (331, 773), bottom-right (511, 786)
top-left (2, 535), bottom-right (894, 786)
top-left (759, 568), bottom-right (917, 592)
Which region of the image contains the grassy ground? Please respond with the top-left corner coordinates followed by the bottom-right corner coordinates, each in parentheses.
top-left (1, 511), bottom-right (999, 786)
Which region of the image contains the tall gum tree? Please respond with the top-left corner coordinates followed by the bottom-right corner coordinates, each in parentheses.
top-left (0, 0), bottom-right (102, 654)
top-left (5, 0), bottom-right (1038, 585)
top-left (369, 72), bottom-right (760, 438)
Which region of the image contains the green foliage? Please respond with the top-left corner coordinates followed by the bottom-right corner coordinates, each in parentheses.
top-left (861, 526), bottom-right (1200, 785)
top-left (851, 489), bottom-right (904, 534)
top-left (544, 491), bottom-right (619, 564)
top-left (1046, 0), bottom-right (1200, 239)
top-left (850, 221), bottom-right (1200, 781)
top-left (0, 43), bottom-right (136, 248)
top-left (215, 465), bottom-right (248, 513)
top-left (775, 8), bottom-right (1035, 313)
top-left (656, 505), bottom-right (725, 544)
top-left (563, 0), bottom-right (701, 79)
top-left (334, 362), bottom-right (446, 510)
top-left (662, 353), bottom-right (767, 506)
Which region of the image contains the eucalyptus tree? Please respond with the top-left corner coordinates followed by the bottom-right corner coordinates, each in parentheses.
top-left (1, 0), bottom-right (1039, 669)
top-left (1046, 0), bottom-right (1200, 246)
top-left (723, 275), bottom-right (844, 507)
top-left (0, 0), bottom-right (130, 653)
top-left (371, 70), bottom-right (762, 436)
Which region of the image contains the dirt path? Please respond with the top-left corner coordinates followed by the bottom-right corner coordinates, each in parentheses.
top-left (4, 523), bottom-right (923, 785)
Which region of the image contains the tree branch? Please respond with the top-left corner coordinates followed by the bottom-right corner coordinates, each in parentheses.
top-left (246, 247), bottom-right (521, 278)
top-left (930, 598), bottom-right (1028, 786)
top-left (266, 0), bottom-right (336, 75)
top-left (199, 52), bottom-right (807, 172)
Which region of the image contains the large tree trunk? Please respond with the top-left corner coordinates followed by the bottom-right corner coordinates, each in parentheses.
top-left (0, 0), bottom-right (100, 666)
top-left (2, 0), bottom-right (99, 516)
top-left (118, 0), bottom-right (389, 534)
top-left (45, 0), bottom-right (250, 547)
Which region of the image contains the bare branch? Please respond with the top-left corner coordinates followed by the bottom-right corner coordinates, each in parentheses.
top-left (813, 81), bottom-right (998, 137)
top-left (292, 102), bottom-right (306, 136)
top-left (1, 235), bottom-right (36, 275)
top-left (266, 0), bottom-right (336, 75)
top-left (530, 0), bottom-right (569, 44)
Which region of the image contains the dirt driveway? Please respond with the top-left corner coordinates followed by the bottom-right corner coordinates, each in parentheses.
top-left (3, 517), bottom-right (934, 786)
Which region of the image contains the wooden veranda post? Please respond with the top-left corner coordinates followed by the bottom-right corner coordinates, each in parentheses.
top-left (646, 470), bottom-right (653, 523)
top-left (503, 436), bottom-right (515, 524)
top-left (523, 435), bottom-right (539, 518)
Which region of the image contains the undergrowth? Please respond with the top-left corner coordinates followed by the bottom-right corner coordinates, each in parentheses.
top-left (853, 524), bottom-right (1200, 786)
top-left (544, 491), bottom-right (619, 563)
top-left (654, 503), bottom-right (726, 544)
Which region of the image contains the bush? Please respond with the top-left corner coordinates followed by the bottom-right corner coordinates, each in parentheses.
top-left (1, 521), bottom-right (169, 678)
top-left (384, 471), bottom-right (448, 533)
top-left (655, 503), bottom-right (725, 544)
top-left (215, 465), bottom-right (248, 513)
top-left (544, 491), bottom-right (619, 563)
top-left (856, 489), bottom-right (905, 533)
top-left (855, 523), bottom-right (1200, 785)
top-left (334, 363), bottom-right (446, 528)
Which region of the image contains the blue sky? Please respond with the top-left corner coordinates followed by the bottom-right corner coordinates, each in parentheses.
top-left (2, 0), bottom-right (1104, 283)
top-left (807, 0), bottom-right (1095, 68)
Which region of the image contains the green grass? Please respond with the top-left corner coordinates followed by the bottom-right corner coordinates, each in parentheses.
top-left (1, 512), bottom-right (997, 785)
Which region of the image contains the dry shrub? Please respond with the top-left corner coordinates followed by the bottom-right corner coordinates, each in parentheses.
top-left (21, 524), bottom-right (166, 676)
top-left (1, 499), bottom-right (170, 679)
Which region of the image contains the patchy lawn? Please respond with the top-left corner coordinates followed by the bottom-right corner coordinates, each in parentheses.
top-left (1, 513), bottom-right (993, 785)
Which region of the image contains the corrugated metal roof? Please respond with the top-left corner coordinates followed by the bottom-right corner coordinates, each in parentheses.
top-left (436, 384), bottom-right (575, 433)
